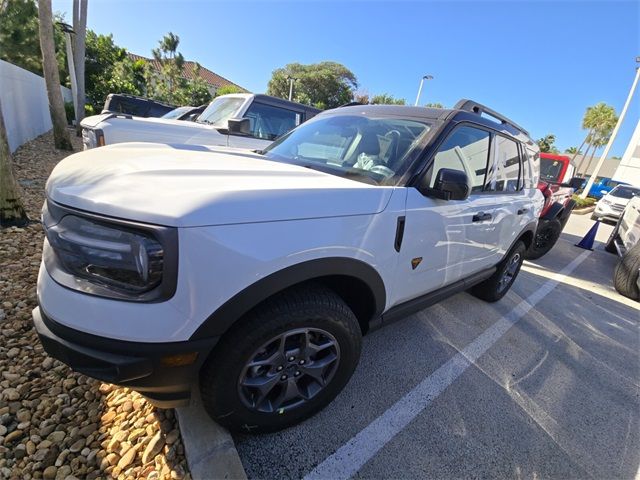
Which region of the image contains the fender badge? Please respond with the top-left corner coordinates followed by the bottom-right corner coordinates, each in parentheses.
top-left (411, 257), bottom-right (422, 270)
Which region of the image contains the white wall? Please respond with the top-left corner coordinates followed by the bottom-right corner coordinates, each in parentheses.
top-left (0, 60), bottom-right (72, 152)
top-left (612, 120), bottom-right (640, 187)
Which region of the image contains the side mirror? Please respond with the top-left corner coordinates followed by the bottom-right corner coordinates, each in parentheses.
top-left (227, 118), bottom-right (250, 135)
top-left (562, 176), bottom-right (584, 190)
top-left (419, 168), bottom-right (470, 201)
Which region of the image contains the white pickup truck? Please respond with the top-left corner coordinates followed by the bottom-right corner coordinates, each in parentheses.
top-left (607, 195), bottom-right (640, 300)
top-left (80, 93), bottom-right (320, 150)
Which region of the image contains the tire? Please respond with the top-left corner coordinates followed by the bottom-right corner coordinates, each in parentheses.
top-left (525, 218), bottom-right (562, 260)
top-left (613, 244), bottom-right (640, 301)
top-left (605, 219), bottom-right (621, 254)
top-left (470, 241), bottom-right (526, 302)
top-left (199, 284), bottom-right (362, 433)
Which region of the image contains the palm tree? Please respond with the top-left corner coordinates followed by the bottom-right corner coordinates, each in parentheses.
top-left (573, 103), bottom-right (617, 176)
top-left (72, 0), bottom-right (88, 136)
top-left (0, 98), bottom-right (28, 227)
top-left (37, 0), bottom-right (72, 150)
top-left (537, 134), bottom-right (559, 153)
top-left (564, 146), bottom-right (581, 154)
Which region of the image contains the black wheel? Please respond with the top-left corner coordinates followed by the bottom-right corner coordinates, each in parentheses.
top-left (605, 218), bottom-right (622, 254)
top-left (525, 218), bottom-right (562, 260)
top-left (199, 284), bottom-right (362, 433)
top-left (470, 241), bottom-right (526, 302)
top-left (613, 244), bottom-right (640, 301)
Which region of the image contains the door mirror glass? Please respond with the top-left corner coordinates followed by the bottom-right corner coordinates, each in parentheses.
top-left (562, 176), bottom-right (584, 190)
top-left (227, 118), bottom-right (251, 135)
top-left (419, 168), bottom-right (470, 201)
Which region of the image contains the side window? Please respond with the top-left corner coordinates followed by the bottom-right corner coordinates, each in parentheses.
top-left (243, 103), bottom-right (301, 140)
top-left (427, 126), bottom-right (490, 191)
top-left (485, 135), bottom-right (521, 192)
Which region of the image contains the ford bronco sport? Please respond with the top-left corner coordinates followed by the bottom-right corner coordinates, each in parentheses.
top-left (34, 99), bottom-right (543, 432)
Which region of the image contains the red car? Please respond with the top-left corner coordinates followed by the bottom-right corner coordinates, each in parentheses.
top-left (526, 153), bottom-right (580, 259)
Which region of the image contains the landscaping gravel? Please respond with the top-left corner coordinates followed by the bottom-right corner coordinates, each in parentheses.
top-left (0, 131), bottom-right (191, 479)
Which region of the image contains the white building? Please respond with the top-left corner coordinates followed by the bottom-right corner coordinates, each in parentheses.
top-left (612, 119), bottom-right (640, 186)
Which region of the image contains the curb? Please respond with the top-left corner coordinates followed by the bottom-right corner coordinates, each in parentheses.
top-left (176, 392), bottom-right (247, 480)
top-left (571, 206), bottom-right (596, 215)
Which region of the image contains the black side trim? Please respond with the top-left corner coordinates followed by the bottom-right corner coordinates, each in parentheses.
top-left (394, 216), bottom-right (406, 252)
top-left (540, 202), bottom-right (565, 221)
top-left (381, 267), bottom-right (496, 325)
top-left (190, 258), bottom-right (387, 340)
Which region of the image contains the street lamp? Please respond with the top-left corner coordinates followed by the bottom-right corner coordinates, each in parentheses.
top-left (414, 74), bottom-right (434, 106)
top-left (287, 76), bottom-right (297, 101)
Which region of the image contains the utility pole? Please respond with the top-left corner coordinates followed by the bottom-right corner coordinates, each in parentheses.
top-left (414, 75), bottom-right (433, 106)
top-left (581, 58), bottom-right (640, 199)
top-left (287, 77), bottom-right (297, 101)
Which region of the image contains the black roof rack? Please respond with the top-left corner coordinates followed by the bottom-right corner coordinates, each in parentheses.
top-left (454, 99), bottom-right (529, 136)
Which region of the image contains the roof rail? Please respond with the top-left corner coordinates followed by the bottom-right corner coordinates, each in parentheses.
top-left (453, 99), bottom-right (529, 136)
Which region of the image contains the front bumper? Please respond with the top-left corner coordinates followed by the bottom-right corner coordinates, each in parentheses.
top-left (594, 203), bottom-right (624, 221)
top-left (33, 307), bottom-right (218, 408)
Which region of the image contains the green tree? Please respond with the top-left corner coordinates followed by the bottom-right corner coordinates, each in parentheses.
top-left (370, 93), bottom-right (406, 105)
top-left (148, 32), bottom-right (185, 104)
top-left (564, 146), bottom-right (581, 154)
top-left (575, 103), bottom-right (618, 175)
top-left (536, 134), bottom-right (559, 153)
top-left (0, 0), bottom-right (67, 78)
top-left (38, 0), bottom-right (72, 150)
top-left (0, 97), bottom-right (28, 226)
top-left (215, 84), bottom-right (243, 97)
top-left (267, 61), bottom-right (358, 109)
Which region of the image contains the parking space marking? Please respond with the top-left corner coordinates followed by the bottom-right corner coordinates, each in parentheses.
top-left (304, 250), bottom-right (592, 480)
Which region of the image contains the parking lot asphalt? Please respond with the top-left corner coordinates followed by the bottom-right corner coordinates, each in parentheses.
top-left (232, 214), bottom-right (640, 480)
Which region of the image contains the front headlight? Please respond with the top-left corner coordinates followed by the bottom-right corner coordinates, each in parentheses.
top-left (42, 202), bottom-right (177, 301)
top-left (600, 198), bottom-right (611, 206)
top-left (81, 128), bottom-right (104, 150)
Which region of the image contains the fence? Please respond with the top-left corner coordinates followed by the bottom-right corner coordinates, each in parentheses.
top-left (0, 60), bottom-right (72, 152)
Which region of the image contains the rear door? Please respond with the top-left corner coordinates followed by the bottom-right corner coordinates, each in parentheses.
top-left (483, 135), bottom-right (530, 259)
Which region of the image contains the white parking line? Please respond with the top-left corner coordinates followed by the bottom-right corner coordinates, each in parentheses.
top-left (304, 250), bottom-right (592, 480)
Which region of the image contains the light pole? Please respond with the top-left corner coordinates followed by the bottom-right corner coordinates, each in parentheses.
top-left (57, 22), bottom-right (78, 121)
top-left (580, 58), bottom-right (640, 199)
top-left (287, 76), bottom-right (297, 101)
top-left (414, 75), bottom-right (433, 106)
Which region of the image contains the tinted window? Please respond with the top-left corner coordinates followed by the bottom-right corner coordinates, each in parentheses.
top-left (609, 186), bottom-right (640, 199)
top-left (428, 126), bottom-right (490, 191)
top-left (486, 135), bottom-right (521, 192)
top-left (539, 158), bottom-right (564, 183)
top-left (244, 103), bottom-right (301, 140)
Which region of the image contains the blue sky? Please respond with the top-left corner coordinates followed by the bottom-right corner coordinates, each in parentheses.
top-left (53, 0), bottom-right (639, 156)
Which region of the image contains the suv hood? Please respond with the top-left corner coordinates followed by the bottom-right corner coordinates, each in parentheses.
top-left (46, 143), bottom-right (394, 227)
top-left (81, 114), bottom-right (216, 145)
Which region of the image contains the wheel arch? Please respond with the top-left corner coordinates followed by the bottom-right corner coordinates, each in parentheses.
top-left (514, 221), bottom-right (537, 251)
top-left (189, 258), bottom-right (387, 340)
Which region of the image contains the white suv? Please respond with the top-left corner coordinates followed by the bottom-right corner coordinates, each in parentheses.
top-left (34, 100), bottom-right (543, 432)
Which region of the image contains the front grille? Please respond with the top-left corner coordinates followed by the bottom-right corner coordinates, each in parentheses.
top-left (611, 204), bottom-right (624, 212)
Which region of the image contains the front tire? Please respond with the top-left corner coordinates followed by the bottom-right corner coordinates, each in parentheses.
top-left (199, 284), bottom-right (362, 433)
top-left (605, 218), bottom-right (622, 254)
top-left (525, 218), bottom-right (562, 260)
top-left (471, 241), bottom-right (526, 302)
top-left (613, 244), bottom-right (640, 301)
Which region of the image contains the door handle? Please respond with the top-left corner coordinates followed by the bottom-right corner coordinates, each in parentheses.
top-left (517, 208), bottom-right (528, 215)
top-left (472, 212), bottom-right (492, 222)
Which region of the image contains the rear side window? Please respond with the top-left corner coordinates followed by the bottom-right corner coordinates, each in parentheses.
top-left (244, 103), bottom-right (302, 140)
top-left (428, 126), bottom-right (491, 191)
top-left (485, 135), bottom-right (521, 192)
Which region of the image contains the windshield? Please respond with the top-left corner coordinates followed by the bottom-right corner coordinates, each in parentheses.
top-left (609, 185), bottom-right (640, 199)
top-left (539, 158), bottom-right (564, 183)
top-left (161, 106), bottom-right (192, 120)
top-left (197, 97), bottom-right (245, 127)
top-left (262, 115), bottom-right (431, 185)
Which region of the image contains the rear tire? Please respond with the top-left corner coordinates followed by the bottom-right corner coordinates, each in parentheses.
top-left (199, 284), bottom-right (362, 433)
top-left (613, 244), bottom-right (640, 301)
top-left (471, 241), bottom-right (526, 302)
top-left (525, 218), bottom-right (562, 260)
